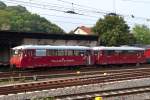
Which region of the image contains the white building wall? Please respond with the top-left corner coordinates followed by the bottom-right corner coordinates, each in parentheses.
top-left (23, 38), bottom-right (97, 46)
top-left (74, 29), bottom-right (89, 35)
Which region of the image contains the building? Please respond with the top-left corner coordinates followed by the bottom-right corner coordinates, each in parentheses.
top-left (74, 26), bottom-right (95, 35)
top-left (0, 31), bottom-right (98, 65)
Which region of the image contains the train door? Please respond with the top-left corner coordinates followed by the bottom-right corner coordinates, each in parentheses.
top-left (100, 50), bottom-right (107, 64)
top-left (86, 50), bottom-right (92, 65)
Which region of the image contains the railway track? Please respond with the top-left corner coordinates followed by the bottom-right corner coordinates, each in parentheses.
top-left (56, 85), bottom-right (150, 100)
top-left (1, 67), bottom-right (150, 95)
top-left (0, 64), bottom-right (150, 78)
top-left (1, 65), bottom-right (150, 83)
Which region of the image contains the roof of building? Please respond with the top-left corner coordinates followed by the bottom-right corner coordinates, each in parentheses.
top-left (0, 30), bottom-right (98, 45)
top-left (74, 26), bottom-right (94, 35)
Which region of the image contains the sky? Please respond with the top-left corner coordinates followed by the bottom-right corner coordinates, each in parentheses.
top-left (1, 0), bottom-right (150, 32)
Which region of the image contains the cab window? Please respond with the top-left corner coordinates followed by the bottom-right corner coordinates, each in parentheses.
top-left (12, 49), bottom-right (22, 56)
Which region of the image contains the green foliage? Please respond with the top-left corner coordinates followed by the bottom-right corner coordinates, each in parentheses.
top-left (0, 2), bottom-right (64, 33)
top-left (0, 1), bottom-right (6, 9)
top-left (132, 24), bottom-right (150, 44)
top-left (5, 5), bottom-right (28, 13)
top-left (92, 13), bottom-right (135, 46)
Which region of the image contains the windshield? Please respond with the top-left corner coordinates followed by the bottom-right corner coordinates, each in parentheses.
top-left (12, 49), bottom-right (22, 56)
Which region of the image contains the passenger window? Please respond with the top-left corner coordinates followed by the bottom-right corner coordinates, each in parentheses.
top-left (67, 50), bottom-right (73, 56)
top-left (36, 50), bottom-right (46, 56)
top-left (57, 50), bottom-right (64, 56)
top-left (94, 51), bottom-right (99, 55)
top-left (121, 50), bottom-right (128, 55)
top-left (73, 50), bottom-right (79, 56)
top-left (104, 50), bottom-right (114, 55)
top-left (128, 50), bottom-right (136, 54)
top-left (79, 50), bottom-right (85, 56)
top-left (47, 50), bottom-right (56, 56)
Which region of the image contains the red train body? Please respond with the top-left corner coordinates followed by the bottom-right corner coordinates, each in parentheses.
top-left (10, 45), bottom-right (146, 69)
top-left (10, 45), bottom-right (92, 68)
top-left (144, 48), bottom-right (150, 63)
top-left (92, 47), bottom-right (145, 65)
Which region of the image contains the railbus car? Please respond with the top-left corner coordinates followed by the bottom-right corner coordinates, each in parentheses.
top-left (10, 45), bottom-right (92, 68)
top-left (144, 48), bottom-right (150, 63)
top-left (92, 46), bottom-right (145, 65)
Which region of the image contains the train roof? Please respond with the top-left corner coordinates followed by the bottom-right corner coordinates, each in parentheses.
top-left (12, 45), bottom-right (90, 50)
top-left (92, 46), bottom-right (145, 51)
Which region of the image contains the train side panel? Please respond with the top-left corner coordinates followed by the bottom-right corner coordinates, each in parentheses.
top-left (10, 46), bottom-right (92, 68)
top-left (144, 48), bottom-right (150, 63)
top-left (20, 56), bottom-right (89, 68)
top-left (93, 47), bottom-right (146, 65)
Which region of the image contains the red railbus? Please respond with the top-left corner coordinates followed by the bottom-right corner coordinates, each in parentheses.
top-left (144, 48), bottom-right (150, 63)
top-left (10, 45), bottom-right (92, 68)
top-left (92, 46), bottom-right (145, 65)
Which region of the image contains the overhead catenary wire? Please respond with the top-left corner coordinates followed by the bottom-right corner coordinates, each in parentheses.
top-left (3, 0), bottom-right (150, 22)
top-left (2, 0), bottom-right (150, 27)
top-left (40, 13), bottom-right (97, 21)
top-left (2, 0), bottom-right (96, 26)
top-left (4, 0), bottom-right (101, 18)
top-left (57, 0), bottom-right (150, 22)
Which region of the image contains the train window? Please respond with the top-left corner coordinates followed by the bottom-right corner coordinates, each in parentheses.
top-left (73, 50), bottom-right (79, 56)
top-left (23, 50), bottom-right (27, 57)
top-left (121, 50), bottom-right (128, 54)
top-left (28, 50), bottom-right (35, 56)
top-left (57, 50), bottom-right (65, 56)
top-left (64, 50), bottom-right (68, 56)
top-left (12, 50), bottom-right (18, 55)
top-left (74, 50), bottom-right (85, 56)
top-left (104, 50), bottom-right (114, 55)
top-left (94, 50), bottom-right (99, 55)
top-left (47, 50), bottom-right (57, 56)
top-left (86, 50), bottom-right (91, 55)
top-left (141, 51), bottom-right (144, 54)
top-left (67, 50), bottom-right (73, 56)
top-left (115, 50), bottom-right (122, 53)
top-left (79, 50), bottom-right (85, 56)
top-left (12, 50), bottom-right (22, 56)
top-left (128, 50), bottom-right (137, 54)
top-left (36, 50), bottom-right (46, 56)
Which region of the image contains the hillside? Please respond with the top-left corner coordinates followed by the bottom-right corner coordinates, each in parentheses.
top-left (0, 1), bottom-right (64, 34)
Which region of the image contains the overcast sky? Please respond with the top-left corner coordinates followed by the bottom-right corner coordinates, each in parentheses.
top-left (1, 0), bottom-right (150, 32)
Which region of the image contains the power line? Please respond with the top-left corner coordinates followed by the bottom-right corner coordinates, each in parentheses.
top-left (2, 0), bottom-right (95, 25)
top-left (57, 0), bottom-right (108, 12)
top-left (4, 0), bottom-right (66, 12)
top-left (4, 0), bottom-right (100, 18)
top-left (51, 20), bottom-right (94, 25)
top-left (3, 0), bottom-right (150, 24)
top-left (57, 0), bottom-right (150, 22)
top-left (40, 13), bottom-right (97, 21)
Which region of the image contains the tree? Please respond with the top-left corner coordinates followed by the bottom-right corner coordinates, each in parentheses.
top-left (0, 1), bottom-right (6, 9)
top-left (0, 2), bottom-right (64, 34)
top-left (132, 24), bottom-right (150, 44)
top-left (92, 13), bottom-right (135, 46)
top-left (5, 5), bottom-right (28, 13)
